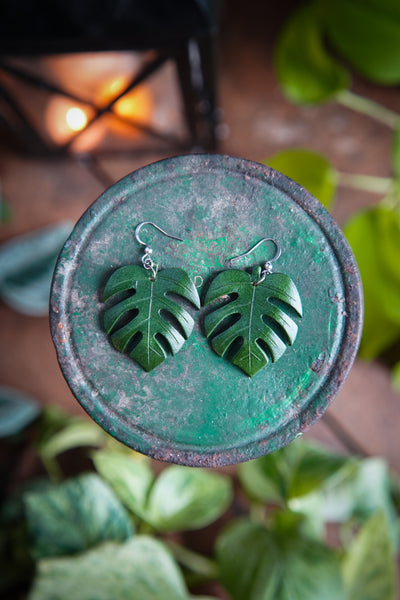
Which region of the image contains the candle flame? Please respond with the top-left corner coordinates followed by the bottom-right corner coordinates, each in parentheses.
top-left (66, 107), bottom-right (88, 132)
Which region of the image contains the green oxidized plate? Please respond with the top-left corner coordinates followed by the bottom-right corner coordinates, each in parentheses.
top-left (50, 154), bottom-right (363, 466)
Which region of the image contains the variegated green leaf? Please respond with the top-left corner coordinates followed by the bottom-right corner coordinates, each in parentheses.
top-left (23, 473), bottom-right (133, 559)
top-left (103, 266), bottom-right (200, 372)
top-left (204, 266), bottom-right (302, 377)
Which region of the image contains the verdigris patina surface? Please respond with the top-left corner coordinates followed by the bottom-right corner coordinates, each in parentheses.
top-left (50, 154), bottom-right (363, 466)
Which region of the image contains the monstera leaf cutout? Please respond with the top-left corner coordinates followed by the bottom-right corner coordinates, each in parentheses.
top-left (103, 266), bottom-right (200, 372)
top-left (204, 266), bottom-right (303, 377)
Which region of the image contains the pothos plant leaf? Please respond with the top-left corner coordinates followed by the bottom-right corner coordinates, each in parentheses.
top-left (274, 2), bottom-right (350, 104)
top-left (204, 266), bottom-right (302, 377)
top-left (103, 266), bottom-right (200, 372)
top-left (318, 0), bottom-right (400, 85)
top-left (28, 537), bottom-right (192, 600)
top-left (265, 149), bottom-right (337, 210)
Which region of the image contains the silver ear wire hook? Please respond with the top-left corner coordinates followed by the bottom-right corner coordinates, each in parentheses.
top-left (226, 238), bottom-right (281, 285)
top-left (134, 222), bottom-right (183, 247)
top-left (135, 222), bottom-right (184, 280)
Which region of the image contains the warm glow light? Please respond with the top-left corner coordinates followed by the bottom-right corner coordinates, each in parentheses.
top-left (45, 66), bottom-right (154, 148)
top-left (98, 76), bottom-right (154, 137)
top-left (114, 86), bottom-right (153, 122)
top-left (45, 97), bottom-right (94, 146)
top-left (66, 107), bottom-right (88, 131)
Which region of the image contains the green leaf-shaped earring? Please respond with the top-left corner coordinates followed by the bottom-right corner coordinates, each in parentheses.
top-left (203, 238), bottom-right (303, 377)
top-left (102, 222), bottom-right (200, 372)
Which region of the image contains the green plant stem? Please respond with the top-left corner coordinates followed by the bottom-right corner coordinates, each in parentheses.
top-left (165, 540), bottom-right (219, 579)
top-left (336, 90), bottom-right (399, 129)
top-left (380, 194), bottom-right (400, 210)
top-left (137, 520), bottom-right (156, 535)
top-left (39, 453), bottom-right (63, 483)
top-left (250, 501), bottom-right (267, 524)
top-left (337, 172), bottom-right (393, 194)
top-left (185, 572), bottom-right (218, 588)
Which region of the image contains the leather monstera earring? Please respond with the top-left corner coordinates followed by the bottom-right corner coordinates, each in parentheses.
top-left (102, 222), bottom-right (200, 372)
top-left (203, 238), bottom-right (303, 377)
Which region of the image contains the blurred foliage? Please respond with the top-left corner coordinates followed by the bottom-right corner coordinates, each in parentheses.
top-left (392, 361), bottom-right (400, 392)
top-left (0, 181), bottom-right (11, 223)
top-left (342, 511), bottom-right (397, 600)
top-left (29, 536), bottom-right (215, 600)
top-left (276, 0), bottom-right (400, 106)
top-left (24, 473), bottom-right (134, 559)
top-left (274, 0), bottom-right (400, 377)
top-left (0, 222), bottom-right (72, 316)
top-left (93, 451), bottom-right (233, 533)
top-left (0, 387), bottom-right (40, 438)
top-left (392, 125), bottom-right (400, 178)
top-left (343, 206), bottom-right (400, 359)
top-left (1, 400), bottom-right (398, 599)
top-left (238, 438), bottom-right (350, 506)
top-left (217, 517), bottom-right (344, 600)
top-left (275, 3), bottom-right (349, 104)
top-left (265, 149), bottom-right (337, 209)
top-left (319, 0), bottom-right (400, 85)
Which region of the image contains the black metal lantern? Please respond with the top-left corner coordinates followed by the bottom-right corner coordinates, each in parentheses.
top-left (0, 1), bottom-right (219, 158)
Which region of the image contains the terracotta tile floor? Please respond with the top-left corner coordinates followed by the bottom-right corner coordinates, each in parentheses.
top-left (1, 1), bottom-right (399, 471)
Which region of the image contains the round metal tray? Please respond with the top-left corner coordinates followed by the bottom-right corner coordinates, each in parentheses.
top-left (50, 154), bottom-right (363, 466)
